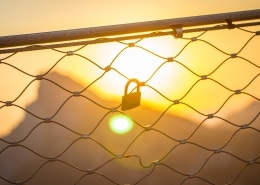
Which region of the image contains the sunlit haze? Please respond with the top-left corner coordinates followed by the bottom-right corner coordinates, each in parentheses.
top-left (0, 0), bottom-right (259, 136)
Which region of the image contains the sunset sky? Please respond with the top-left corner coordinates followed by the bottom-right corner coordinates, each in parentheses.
top-left (0, 0), bottom-right (259, 36)
top-left (0, 1), bottom-right (259, 137)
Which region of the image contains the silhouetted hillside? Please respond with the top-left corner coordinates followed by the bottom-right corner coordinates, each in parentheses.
top-left (1, 72), bottom-right (259, 185)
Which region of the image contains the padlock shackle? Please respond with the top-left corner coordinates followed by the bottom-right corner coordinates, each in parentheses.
top-left (124, 78), bottom-right (140, 95)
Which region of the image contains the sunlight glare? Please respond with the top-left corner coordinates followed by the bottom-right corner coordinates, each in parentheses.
top-left (109, 115), bottom-right (134, 134)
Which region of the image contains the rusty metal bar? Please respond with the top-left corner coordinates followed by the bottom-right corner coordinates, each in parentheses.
top-left (0, 9), bottom-right (260, 49)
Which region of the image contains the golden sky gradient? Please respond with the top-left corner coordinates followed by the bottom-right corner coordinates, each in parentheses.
top-left (0, 0), bottom-right (260, 36)
top-left (0, 1), bottom-right (260, 137)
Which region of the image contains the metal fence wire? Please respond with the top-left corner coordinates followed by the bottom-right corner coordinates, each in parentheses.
top-left (0, 10), bottom-right (260, 185)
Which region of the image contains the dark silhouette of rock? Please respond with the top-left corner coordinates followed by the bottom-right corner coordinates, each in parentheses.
top-left (1, 72), bottom-right (259, 185)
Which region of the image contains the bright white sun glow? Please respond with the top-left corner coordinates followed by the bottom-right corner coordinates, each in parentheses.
top-left (109, 115), bottom-right (134, 134)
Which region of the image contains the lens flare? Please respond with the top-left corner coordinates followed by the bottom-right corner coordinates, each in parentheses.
top-left (109, 115), bottom-right (134, 134)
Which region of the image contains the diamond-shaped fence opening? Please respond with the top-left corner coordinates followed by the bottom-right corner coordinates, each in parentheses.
top-left (0, 10), bottom-right (260, 185)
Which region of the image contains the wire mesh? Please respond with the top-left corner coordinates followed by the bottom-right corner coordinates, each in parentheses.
top-left (0, 20), bottom-right (259, 185)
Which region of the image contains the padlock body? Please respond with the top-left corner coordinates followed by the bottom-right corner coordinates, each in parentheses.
top-left (121, 92), bottom-right (141, 111)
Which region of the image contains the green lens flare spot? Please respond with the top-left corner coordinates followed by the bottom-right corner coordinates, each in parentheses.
top-left (109, 115), bottom-right (134, 134)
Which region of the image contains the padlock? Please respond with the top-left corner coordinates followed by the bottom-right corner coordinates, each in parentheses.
top-left (121, 78), bottom-right (141, 111)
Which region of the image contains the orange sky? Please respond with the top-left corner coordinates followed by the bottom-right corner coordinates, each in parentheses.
top-left (0, 1), bottom-right (260, 137)
top-left (0, 0), bottom-right (260, 35)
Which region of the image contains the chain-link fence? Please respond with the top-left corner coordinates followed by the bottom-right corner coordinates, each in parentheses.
top-left (0, 10), bottom-right (260, 185)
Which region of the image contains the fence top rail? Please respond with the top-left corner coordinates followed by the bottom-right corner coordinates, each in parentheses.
top-left (0, 9), bottom-right (260, 49)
